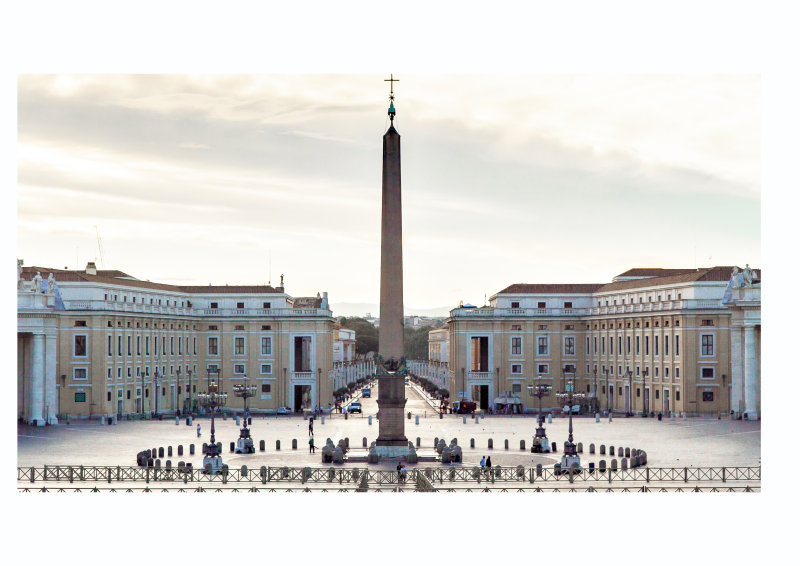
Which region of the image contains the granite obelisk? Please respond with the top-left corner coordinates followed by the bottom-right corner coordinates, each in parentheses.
top-left (375, 75), bottom-right (408, 454)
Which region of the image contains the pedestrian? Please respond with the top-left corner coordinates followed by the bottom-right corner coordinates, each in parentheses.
top-left (486, 456), bottom-right (492, 469)
top-left (480, 456), bottom-right (486, 469)
top-left (309, 420), bottom-right (314, 436)
top-left (196, 423), bottom-right (201, 437)
top-left (309, 437), bottom-right (315, 453)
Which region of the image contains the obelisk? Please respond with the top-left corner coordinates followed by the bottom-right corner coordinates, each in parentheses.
top-left (375, 74), bottom-right (408, 455)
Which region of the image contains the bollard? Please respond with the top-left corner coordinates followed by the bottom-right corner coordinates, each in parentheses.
top-left (188, 416), bottom-right (192, 425)
top-left (470, 438), bottom-right (475, 448)
top-left (621, 458), bottom-right (628, 470)
top-left (175, 416), bottom-right (180, 425)
top-left (463, 415), bottom-right (467, 424)
top-left (625, 447), bottom-right (630, 458)
top-left (363, 437), bottom-right (368, 448)
top-left (609, 413), bottom-right (613, 422)
top-left (368, 415), bottom-right (372, 425)
top-left (321, 416), bottom-right (325, 425)
top-left (158, 447), bottom-right (164, 458)
top-left (190, 444), bottom-right (195, 455)
top-left (415, 415), bottom-right (419, 425)
top-left (596, 413), bottom-right (600, 423)
top-left (504, 439), bottom-right (509, 450)
top-left (590, 443), bottom-right (595, 454)
top-left (618, 447), bottom-right (623, 457)
top-left (155, 459), bottom-right (161, 468)
top-left (236, 416), bottom-right (241, 426)
top-left (589, 462), bottom-right (595, 474)
top-left (230, 442), bottom-right (235, 452)
top-left (292, 439), bottom-right (297, 450)
top-left (241, 465), bottom-right (248, 478)
top-left (416, 437), bottom-right (421, 448)
top-left (520, 440), bottom-right (525, 450)
top-left (178, 445), bottom-right (183, 456)
top-left (599, 459), bottom-right (607, 473)
top-left (611, 458), bottom-right (618, 471)
top-left (166, 460), bottom-right (172, 470)
top-left (551, 441), bottom-right (557, 453)
top-left (168, 446), bottom-right (172, 457)
top-left (610, 445), bottom-right (615, 456)
top-left (276, 440), bottom-right (281, 451)
top-left (259, 440), bottom-right (265, 452)
top-left (600, 444), bottom-right (606, 455)
top-left (547, 414), bottom-right (552, 424)
top-left (488, 438), bottom-right (493, 450)
top-left (475, 416), bottom-right (479, 424)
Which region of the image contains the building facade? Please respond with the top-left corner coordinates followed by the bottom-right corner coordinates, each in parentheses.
top-left (445, 266), bottom-right (761, 419)
top-left (17, 262), bottom-right (336, 423)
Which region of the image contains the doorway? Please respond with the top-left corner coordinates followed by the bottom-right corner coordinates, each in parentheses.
top-left (663, 389), bottom-right (670, 414)
top-left (644, 388), bottom-right (650, 414)
top-left (294, 384), bottom-right (311, 412)
top-left (117, 399), bottom-right (123, 416)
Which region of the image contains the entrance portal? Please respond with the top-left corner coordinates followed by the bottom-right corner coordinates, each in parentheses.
top-left (294, 384), bottom-right (311, 412)
top-left (644, 388), bottom-right (650, 414)
top-left (471, 384), bottom-right (489, 410)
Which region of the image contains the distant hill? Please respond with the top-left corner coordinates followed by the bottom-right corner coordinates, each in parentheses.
top-left (330, 303), bottom-right (454, 318)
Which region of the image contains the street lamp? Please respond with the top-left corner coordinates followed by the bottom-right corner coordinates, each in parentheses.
top-left (604, 368), bottom-right (611, 413)
top-left (527, 375), bottom-right (552, 453)
top-left (153, 368), bottom-right (160, 418)
top-left (197, 368), bottom-right (227, 473)
top-left (555, 379), bottom-right (585, 473)
top-left (233, 374), bottom-right (256, 454)
top-left (176, 366), bottom-right (182, 415)
top-left (592, 368), bottom-right (599, 414)
top-left (642, 367), bottom-right (649, 417)
top-left (625, 368), bottom-right (633, 417)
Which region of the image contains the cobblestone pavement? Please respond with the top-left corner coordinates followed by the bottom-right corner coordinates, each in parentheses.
top-left (18, 386), bottom-right (760, 471)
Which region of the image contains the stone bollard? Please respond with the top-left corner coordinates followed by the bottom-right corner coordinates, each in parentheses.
top-left (481, 412), bottom-right (485, 420)
top-left (470, 438), bottom-right (475, 448)
top-left (158, 447), bottom-right (164, 458)
top-left (475, 416), bottom-right (479, 424)
top-left (276, 440), bottom-right (281, 451)
top-left (168, 446), bottom-right (173, 457)
top-left (621, 458), bottom-right (628, 470)
top-left (551, 441), bottom-right (557, 453)
top-left (230, 442), bottom-right (235, 452)
top-left (188, 416), bottom-right (193, 425)
top-left (611, 458), bottom-right (618, 471)
top-left (363, 437), bottom-right (368, 448)
top-left (259, 440), bottom-right (265, 452)
top-left (547, 414), bottom-right (552, 424)
top-left (610, 445), bottom-right (615, 456)
top-left (155, 459), bottom-right (161, 468)
top-left (600, 444), bottom-right (606, 455)
top-left (618, 447), bottom-right (623, 457)
top-left (625, 447), bottom-right (631, 458)
top-left (599, 459), bottom-right (607, 472)
top-left (178, 445), bottom-right (183, 456)
top-left (175, 416), bottom-right (180, 425)
top-left (236, 416), bottom-right (241, 426)
top-left (166, 460), bottom-right (172, 469)
top-left (434, 437), bottom-right (439, 447)
top-left (609, 413), bottom-right (613, 422)
top-left (520, 439), bottom-right (525, 450)
top-left (488, 438), bottom-right (493, 450)
top-left (462, 415), bottom-right (466, 424)
top-left (190, 444), bottom-right (195, 455)
top-left (590, 443), bottom-right (595, 454)
top-left (416, 437), bottom-right (421, 448)
top-left (554, 463), bottom-right (561, 475)
top-left (345, 437), bottom-right (350, 449)
top-left (577, 442), bottom-right (583, 453)
top-left (588, 462), bottom-right (595, 474)
top-left (368, 415), bottom-right (372, 425)
top-left (415, 415), bottom-right (419, 425)
top-left (321, 416), bottom-right (325, 425)
top-left (504, 439), bottom-right (509, 450)
top-left (596, 413), bottom-right (600, 423)
top-left (241, 465), bottom-right (248, 478)
top-left (292, 439), bottom-right (297, 450)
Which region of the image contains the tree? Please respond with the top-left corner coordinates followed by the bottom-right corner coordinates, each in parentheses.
top-left (341, 317), bottom-right (378, 355)
top-left (404, 325), bottom-right (433, 359)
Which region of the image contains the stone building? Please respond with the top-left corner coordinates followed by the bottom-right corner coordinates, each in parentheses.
top-left (444, 266), bottom-right (761, 419)
top-left (17, 262), bottom-right (335, 423)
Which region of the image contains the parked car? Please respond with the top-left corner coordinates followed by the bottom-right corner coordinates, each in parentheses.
top-left (348, 402), bottom-right (362, 414)
top-left (451, 400), bottom-right (477, 414)
top-left (276, 406), bottom-right (291, 415)
top-left (362, 387), bottom-right (371, 398)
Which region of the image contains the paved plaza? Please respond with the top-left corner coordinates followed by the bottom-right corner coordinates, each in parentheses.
top-left (18, 384), bottom-right (760, 472)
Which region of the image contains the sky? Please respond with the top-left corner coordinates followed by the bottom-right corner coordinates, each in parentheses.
top-left (16, 74), bottom-right (760, 311)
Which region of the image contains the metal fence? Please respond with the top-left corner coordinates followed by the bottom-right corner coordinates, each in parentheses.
top-left (18, 465), bottom-right (760, 486)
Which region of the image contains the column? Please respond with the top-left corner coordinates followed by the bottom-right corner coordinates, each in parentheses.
top-left (730, 326), bottom-right (743, 415)
top-left (44, 333), bottom-right (58, 424)
top-left (29, 333), bottom-right (45, 426)
top-left (743, 325), bottom-right (758, 420)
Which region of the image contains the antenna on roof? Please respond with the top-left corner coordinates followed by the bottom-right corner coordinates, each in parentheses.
top-left (94, 225), bottom-right (106, 269)
top-left (268, 248), bottom-right (272, 286)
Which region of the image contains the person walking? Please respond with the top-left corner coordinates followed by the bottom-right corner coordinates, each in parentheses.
top-left (308, 417), bottom-right (314, 436)
top-left (480, 456), bottom-right (486, 469)
top-left (196, 423), bottom-right (201, 437)
top-left (308, 436), bottom-right (315, 453)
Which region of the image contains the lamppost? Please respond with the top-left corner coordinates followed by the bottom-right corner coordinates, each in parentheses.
top-left (233, 374), bottom-right (256, 454)
top-left (186, 368), bottom-right (193, 415)
top-left (317, 367), bottom-right (321, 416)
top-left (197, 368), bottom-right (227, 473)
top-left (592, 368), bottom-right (599, 414)
top-left (555, 379), bottom-right (585, 473)
top-left (527, 376), bottom-right (552, 453)
top-left (153, 368), bottom-right (160, 418)
top-left (176, 366), bottom-right (182, 415)
top-left (604, 368), bottom-right (611, 413)
top-left (625, 368), bottom-right (633, 417)
top-left (642, 367), bottom-right (649, 417)
top-left (140, 368), bottom-right (146, 417)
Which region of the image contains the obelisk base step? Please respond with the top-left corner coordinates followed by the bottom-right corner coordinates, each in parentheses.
top-left (373, 444), bottom-right (414, 459)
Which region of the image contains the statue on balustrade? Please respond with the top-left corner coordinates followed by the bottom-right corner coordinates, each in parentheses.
top-left (32, 271), bottom-right (43, 293)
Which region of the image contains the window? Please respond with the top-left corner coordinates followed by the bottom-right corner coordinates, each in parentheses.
top-left (107, 335), bottom-right (113, 356)
top-left (511, 364), bottom-right (522, 374)
top-left (193, 337), bottom-right (197, 355)
top-left (154, 335), bottom-right (158, 356)
top-left (512, 383), bottom-right (522, 394)
top-left (601, 337), bottom-right (605, 355)
top-left (73, 368), bottom-right (87, 380)
top-left (701, 367), bottom-right (714, 380)
top-left (627, 336), bottom-right (631, 355)
top-left (636, 366), bottom-right (640, 376)
top-left (127, 390), bottom-right (132, 399)
top-left (170, 336), bottom-right (175, 355)
top-left (511, 324), bottom-right (522, 331)
top-left (655, 367), bottom-right (659, 377)
top-left (136, 336), bottom-right (141, 356)
top-left (564, 364), bottom-right (575, 374)
top-left (74, 392), bottom-right (86, 403)
top-left (665, 367), bottom-right (669, 377)
top-left (511, 337), bottom-right (522, 355)
top-left (537, 364), bottom-right (549, 374)
top-left (234, 337), bottom-right (245, 356)
top-left (74, 335), bottom-right (87, 357)
top-left (586, 337), bottom-right (590, 354)
top-left (701, 335), bottom-right (714, 356)
top-left (208, 325), bottom-right (218, 330)
top-left (701, 319), bottom-right (714, 326)
top-left (162, 337), bottom-right (166, 355)
top-left (593, 337), bottom-right (597, 354)
top-left (618, 366), bottom-right (622, 375)
top-left (511, 301), bottom-right (520, 308)
top-left (235, 325), bottom-right (245, 331)
top-left (654, 336), bottom-right (659, 356)
top-left (610, 336), bottom-right (614, 354)
top-left (702, 391), bottom-right (714, 402)
top-left (636, 336), bottom-right (640, 355)
top-left (676, 390), bottom-right (681, 401)
top-left (564, 337), bottom-right (575, 356)
top-left (538, 324), bottom-right (547, 330)
top-left (260, 364), bottom-right (272, 375)
top-left (537, 337), bottom-right (548, 355)
top-left (262, 325), bottom-right (271, 330)
top-left (261, 383), bottom-right (271, 393)
top-left (645, 336), bottom-right (649, 355)
top-left (117, 367), bottom-right (122, 379)
top-left (208, 337), bottom-right (219, 356)
top-left (260, 336), bottom-right (272, 356)
top-left (564, 302), bottom-right (572, 309)
top-left (237, 302), bottom-right (245, 309)
top-left (263, 302), bottom-right (271, 309)
top-left (210, 302), bottom-right (218, 309)
top-left (675, 335), bottom-right (680, 356)
top-left (127, 367), bottom-right (132, 378)
top-left (107, 367), bottom-right (112, 380)
top-left (655, 389), bottom-right (660, 399)
top-left (675, 367), bottom-right (680, 379)
top-left (637, 388), bottom-right (641, 397)
top-left (234, 364), bottom-right (246, 374)
top-left (178, 337), bottom-right (182, 355)
top-left (107, 391), bottom-right (112, 401)
top-left (664, 335), bottom-right (669, 355)
top-left (537, 302), bottom-right (546, 309)
top-left (565, 324), bottom-right (574, 330)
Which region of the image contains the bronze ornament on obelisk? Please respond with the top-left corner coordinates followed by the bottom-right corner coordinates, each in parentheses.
top-left (375, 74), bottom-right (409, 453)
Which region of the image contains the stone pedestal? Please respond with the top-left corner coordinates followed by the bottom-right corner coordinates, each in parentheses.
top-left (376, 373), bottom-right (407, 448)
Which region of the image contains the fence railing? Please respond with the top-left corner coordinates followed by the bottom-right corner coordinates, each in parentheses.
top-left (17, 465), bottom-right (760, 485)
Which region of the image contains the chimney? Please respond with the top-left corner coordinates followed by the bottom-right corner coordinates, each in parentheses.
top-left (85, 261), bottom-right (97, 275)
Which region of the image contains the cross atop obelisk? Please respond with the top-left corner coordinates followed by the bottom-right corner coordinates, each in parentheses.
top-left (384, 74), bottom-right (398, 122)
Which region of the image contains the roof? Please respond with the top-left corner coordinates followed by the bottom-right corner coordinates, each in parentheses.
top-left (21, 266), bottom-right (280, 294)
top-left (495, 283), bottom-right (604, 295)
top-left (596, 266), bottom-right (739, 293)
top-left (613, 268), bottom-right (697, 279)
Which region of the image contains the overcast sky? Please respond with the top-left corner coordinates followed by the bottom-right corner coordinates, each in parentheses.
top-left (17, 74), bottom-right (760, 309)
